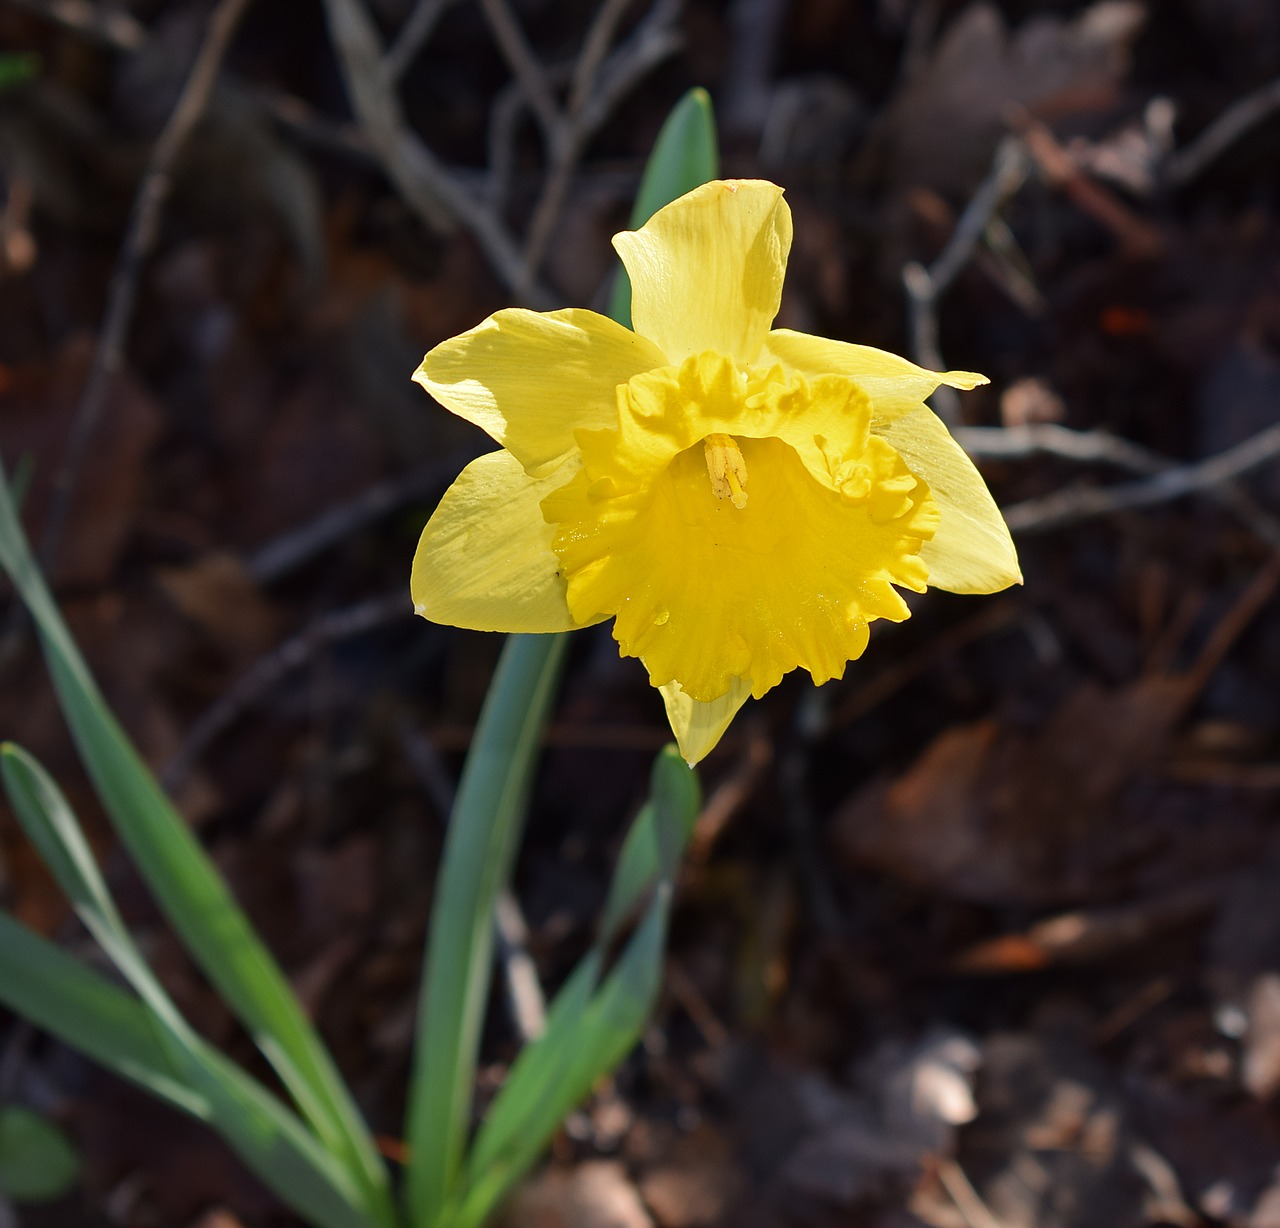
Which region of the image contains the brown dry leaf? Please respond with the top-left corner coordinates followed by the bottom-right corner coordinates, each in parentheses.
top-left (832, 674), bottom-right (1195, 905)
top-left (155, 550), bottom-right (281, 656)
top-left (497, 1161), bottom-right (653, 1228)
top-left (867, 1), bottom-right (1146, 195)
top-left (637, 1124), bottom-right (744, 1228)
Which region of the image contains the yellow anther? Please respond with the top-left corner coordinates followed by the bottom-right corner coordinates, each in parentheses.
top-left (703, 433), bottom-right (749, 509)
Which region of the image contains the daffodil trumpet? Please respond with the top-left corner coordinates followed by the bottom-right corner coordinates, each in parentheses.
top-left (412, 180), bottom-right (1020, 764)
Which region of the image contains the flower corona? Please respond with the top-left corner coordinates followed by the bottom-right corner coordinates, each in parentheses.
top-left (411, 180), bottom-right (1020, 763)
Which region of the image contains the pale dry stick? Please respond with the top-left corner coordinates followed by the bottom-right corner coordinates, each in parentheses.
top-left (383, 0), bottom-right (458, 84)
top-left (514, 0), bottom-right (683, 298)
top-left (573, 0), bottom-right (684, 144)
top-left (478, 0), bottom-right (561, 137)
top-left (1165, 76), bottom-right (1280, 187)
top-left (242, 448), bottom-right (476, 585)
top-left (935, 1158), bottom-right (1011, 1228)
top-left (958, 423), bottom-right (1280, 549)
top-left (39, 0), bottom-right (254, 577)
top-left (955, 422), bottom-right (1167, 472)
top-left (7, 0), bottom-right (145, 51)
top-left (903, 137), bottom-right (1029, 424)
top-left (161, 589), bottom-right (410, 795)
top-left (395, 716), bottom-right (547, 1042)
top-left (567, 0), bottom-right (637, 119)
top-left (322, 0), bottom-right (551, 303)
top-left (1002, 421), bottom-right (1280, 535)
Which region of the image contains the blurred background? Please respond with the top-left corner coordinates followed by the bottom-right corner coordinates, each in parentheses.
top-left (3, 0), bottom-right (1280, 1224)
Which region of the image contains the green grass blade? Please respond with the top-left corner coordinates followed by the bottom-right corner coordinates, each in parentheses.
top-left (607, 87), bottom-right (720, 328)
top-left (600, 746), bottom-right (700, 944)
top-left (403, 633), bottom-right (568, 1227)
top-left (452, 892), bottom-right (673, 1228)
top-left (0, 744), bottom-right (377, 1228)
top-left (0, 913), bottom-right (372, 1228)
top-left (0, 460), bottom-right (396, 1228)
top-left (451, 749), bottom-right (698, 1227)
top-left (0, 911), bottom-right (208, 1117)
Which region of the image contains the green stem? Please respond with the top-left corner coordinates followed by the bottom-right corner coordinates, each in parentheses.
top-left (403, 633), bottom-right (568, 1227)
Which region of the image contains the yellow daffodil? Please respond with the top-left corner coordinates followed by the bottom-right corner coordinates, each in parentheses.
top-left (411, 180), bottom-right (1020, 764)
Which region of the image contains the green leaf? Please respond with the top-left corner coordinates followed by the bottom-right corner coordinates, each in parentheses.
top-left (0, 460), bottom-right (395, 1228)
top-left (0, 1107), bottom-right (80, 1203)
top-left (0, 912), bottom-right (372, 1227)
top-left (600, 746), bottom-right (700, 944)
top-left (449, 749), bottom-right (699, 1228)
top-left (0, 747), bottom-right (378, 1228)
top-left (403, 634), bottom-right (568, 1227)
top-left (607, 87), bottom-right (720, 328)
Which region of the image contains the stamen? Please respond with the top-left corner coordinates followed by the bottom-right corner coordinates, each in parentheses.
top-left (703, 433), bottom-right (749, 509)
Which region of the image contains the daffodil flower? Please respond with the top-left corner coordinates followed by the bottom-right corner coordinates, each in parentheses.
top-left (412, 180), bottom-right (1020, 764)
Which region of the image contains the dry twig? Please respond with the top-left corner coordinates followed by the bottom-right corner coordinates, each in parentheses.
top-left (1002, 422), bottom-right (1280, 535)
top-left (959, 423), bottom-right (1280, 549)
top-left (903, 137), bottom-right (1029, 424)
top-left (242, 449), bottom-right (475, 585)
top-left (40, 0), bottom-right (255, 576)
top-left (1165, 75), bottom-right (1280, 187)
top-left (162, 589), bottom-right (410, 794)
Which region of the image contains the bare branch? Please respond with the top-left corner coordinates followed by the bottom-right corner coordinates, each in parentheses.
top-left (384, 0), bottom-right (457, 83)
top-left (162, 590), bottom-right (411, 795)
top-left (1003, 422), bottom-right (1280, 535)
top-left (40, 0), bottom-right (255, 576)
top-left (568, 0), bottom-right (635, 118)
top-left (903, 137), bottom-right (1028, 424)
top-left (478, 0), bottom-right (561, 138)
top-left (322, 0), bottom-right (553, 304)
top-left (1165, 76), bottom-right (1280, 187)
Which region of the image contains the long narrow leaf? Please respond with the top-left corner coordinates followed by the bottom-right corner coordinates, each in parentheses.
top-left (452, 893), bottom-right (673, 1228)
top-left (607, 87), bottom-right (719, 328)
top-left (0, 460), bottom-right (394, 1228)
top-left (453, 750), bottom-right (698, 1227)
top-left (404, 633), bottom-right (568, 1226)
top-left (0, 744), bottom-right (376, 1228)
top-left (0, 913), bottom-right (371, 1228)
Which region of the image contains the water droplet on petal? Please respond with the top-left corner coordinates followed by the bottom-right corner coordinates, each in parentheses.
top-left (654, 609), bottom-right (670, 626)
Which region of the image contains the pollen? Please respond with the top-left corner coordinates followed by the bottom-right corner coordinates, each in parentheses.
top-left (703, 433), bottom-right (749, 509)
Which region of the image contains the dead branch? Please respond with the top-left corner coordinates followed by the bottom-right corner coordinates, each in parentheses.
top-left (162, 589), bottom-right (410, 795)
top-left (1002, 422), bottom-right (1280, 535)
top-left (959, 423), bottom-right (1280, 550)
top-left (7, 0), bottom-right (145, 51)
top-left (242, 449), bottom-right (476, 585)
top-left (384, 0), bottom-right (459, 83)
top-left (1165, 76), bottom-right (1280, 187)
top-left (321, 0), bottom-right (552, 304)
top-left (903, 137), bottom-right (1029, 424)
top-left (40, 0), bottom-right (254, 577)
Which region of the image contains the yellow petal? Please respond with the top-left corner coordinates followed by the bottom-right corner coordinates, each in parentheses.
top-left (659, 677), bottom-right (752, 765)
top-left (761, 329), bottom-right (987, 423)
top-left (613, 180), bottom-right (793, 367)
top-left (414, 308), bottom-right (667, 476)
top-left (876, 405), bottom-right (1022, 594)
top-left (412, 450), bottom-right (592, 632)
top-left (544, 433), bottom-right (934, 702)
